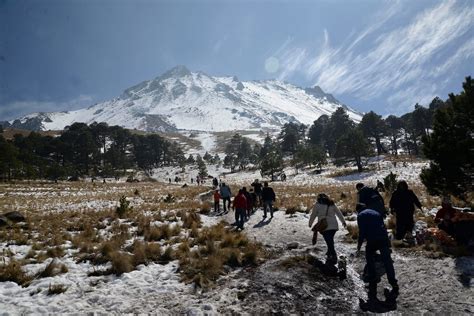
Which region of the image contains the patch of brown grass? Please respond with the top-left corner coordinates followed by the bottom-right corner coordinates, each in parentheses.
top-left (0, 259), bottom-right (32, 286)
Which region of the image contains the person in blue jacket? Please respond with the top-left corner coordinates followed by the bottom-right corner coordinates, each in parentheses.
top-left (357, 203), bottom-right (398, 303)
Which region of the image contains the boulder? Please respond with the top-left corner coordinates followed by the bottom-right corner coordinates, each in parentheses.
top-left (3, 211), bottom-right (26, 223)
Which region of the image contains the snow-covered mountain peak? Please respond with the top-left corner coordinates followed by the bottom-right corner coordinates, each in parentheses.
top-left (8, 66), bottom-right (363, 132)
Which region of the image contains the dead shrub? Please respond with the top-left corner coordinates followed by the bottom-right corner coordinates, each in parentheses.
top-left (47, 283), bottom-right (68, 295)
top-left (145, 242), bottom-right (162, 262)
top-left (46, 246), bottom-right (64, 258)
top-left (181, 211), bottom-right (202, 229)
top-left (221, 248), bottom-right (241, 268)
top-left (279, 255), bottom-right (307, 269)
top-left (36, 259), bottom-right (68, 278)
top-left (242, 244), bottom-right (261, 266)
top-left (109, 251), bottom-right (134, 275)
top-left (146, 224), bottom-right (171, 241)
top-left (0, 259), bottom-right (32, 286)
top-left (131, 241), bottom-right (147, 266)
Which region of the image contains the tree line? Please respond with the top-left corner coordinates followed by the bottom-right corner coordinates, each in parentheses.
top-left (223, 77), bottom-right (472, 202)
top-left (0, 122), bottom-right (185, 181)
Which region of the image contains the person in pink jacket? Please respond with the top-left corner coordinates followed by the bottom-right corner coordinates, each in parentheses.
top-left (309, 193), bottom-right (347, 264)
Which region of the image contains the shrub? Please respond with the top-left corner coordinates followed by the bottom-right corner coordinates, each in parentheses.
top-left (145, 243), bottom-right (162, 262)
top-left (181, 211), bottom-right (201, 229)
top-left (47, 283), bottom-right (68, 295)
top-left (0, 259), bottom-right (32, 286)
top-left (109, 251), bottom-right (134, 275)
top-left (36, 260), bottom-right (68, 278)
top-left (116, 195), bottom-right (132, 218)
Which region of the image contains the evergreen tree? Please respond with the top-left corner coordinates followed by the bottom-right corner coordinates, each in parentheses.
top-left (203, 151), bottom-right (213, 162)
top-left (334, 128), bottom-right (372, 172)
top-left (186, 154), bottom-right (195, 164)
top-left (278, 122), bottom-right (306, 155)
top-left (0, 135), bottom-right (19, 181)
top-left (260, 144), bottom-right (284, 180)
top-left (385, 115), bottom-right (403, 155)
top-left (196, 155), bottom-right (208, 178)
top-left (360, 111), bottom-right (387, 155)
top-left (420, 77), bottom-right (473, 201)
top-left (308, 115), bottom-right (329, 148)
top-left (326, 107), bottom-right (354, 156)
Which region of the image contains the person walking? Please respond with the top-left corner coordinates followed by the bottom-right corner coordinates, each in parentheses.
top-left (261, 181), bottom-right (276, 219)
top-left (356, 183), bottom-right (387, 217)
top-left (389, 180), bottom-right (422, 240)
top-left (242, 186), bottom-right (252, 219)
top-left (220, 182), bottom-right (232, 213)
top-left (309, 193), bottom-right (347, 264)
top-left (233, 189), bottom-right (247, 230)
top-left (251, 179), bottom-right (263, 206)
top-left (357, 203), bottom-right (399, 303)
top-left (213, 189), bottom-right (221, 213)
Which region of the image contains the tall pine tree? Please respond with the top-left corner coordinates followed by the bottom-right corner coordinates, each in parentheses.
top-left (420, 77), bottom-right (473, 201)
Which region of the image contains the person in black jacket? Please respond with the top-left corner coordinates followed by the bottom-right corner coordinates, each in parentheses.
top-left (356, 183), bottom-right (387, 217)
top-left (261, 181), bottom-right (276, 219)
top-left (389, 180), bottom-right (422, 240)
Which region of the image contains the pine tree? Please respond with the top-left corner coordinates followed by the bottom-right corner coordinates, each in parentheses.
top-left (385, 115), bottom-right (403, 155)
top-left (360, 111), bottom-right (387, 155)
top-left (196, 155), bottom-right (208, 178)
top-left (308, 115), bottom-right (329, 148)
top-left (420, 77), bottom-right (474, 201)
top-left (326, 107), bottom-right (354, 156)
top-left (334, 128), bottom-right (372, 172)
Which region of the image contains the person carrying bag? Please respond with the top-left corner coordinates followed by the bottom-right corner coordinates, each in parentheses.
top-left (309, 193), bottom-right (347, 264)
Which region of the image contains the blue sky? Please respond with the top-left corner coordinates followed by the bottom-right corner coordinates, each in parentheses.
top-left (1, 0), bottom-right (473, 120)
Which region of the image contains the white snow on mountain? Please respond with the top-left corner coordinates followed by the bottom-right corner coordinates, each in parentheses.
top-left (10, 66), bottom-right (362, 132)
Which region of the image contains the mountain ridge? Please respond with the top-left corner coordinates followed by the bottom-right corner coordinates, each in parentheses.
top-left (5, 65), bottom-right (362, 132)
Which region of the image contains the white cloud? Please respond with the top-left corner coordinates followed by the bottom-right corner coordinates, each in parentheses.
top-left (275, 0), bottom-right (474, 114)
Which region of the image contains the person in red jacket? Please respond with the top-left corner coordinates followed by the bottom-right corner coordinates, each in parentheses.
top-left (233, 189), bottom-right (247, 230)
top-left (213, 190), bottom-right (221, 213)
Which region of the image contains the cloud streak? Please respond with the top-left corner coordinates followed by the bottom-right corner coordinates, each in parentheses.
top-left (275, 0), bottom-right (474, 114)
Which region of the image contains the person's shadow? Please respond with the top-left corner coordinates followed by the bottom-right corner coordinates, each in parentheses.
top-left (359, 288), bottom-right (398, 312)
top-left (253, 217), bottom-right (272, 228)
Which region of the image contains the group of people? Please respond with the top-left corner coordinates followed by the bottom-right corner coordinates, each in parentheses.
top-left (309, 180), bottom-right (424, 305)
top-left (212, 179), bottom-right (276, 230)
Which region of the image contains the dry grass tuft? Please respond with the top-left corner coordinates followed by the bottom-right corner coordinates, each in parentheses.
top-left (279, 255), bottom-right (307, 269)
top-left (47, 283), bottom-right (68, 295)
top-left (0, 259), bottom-right (32, 286)
top-left (36, 259), bottom-right (68, 278)
top-left (109, 251), bottom-right (134, 275)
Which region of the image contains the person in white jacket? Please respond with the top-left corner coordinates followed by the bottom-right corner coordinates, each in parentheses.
top-left (309, 193), bottom-right (347, 263)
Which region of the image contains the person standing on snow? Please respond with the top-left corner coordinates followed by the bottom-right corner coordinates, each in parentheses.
top-left (251, 179), bottom-right (263, 206)
top-left (389, 180), bottom-right (422, 240)
top-left (233, 189), bottom-right (247, 230)
top-left (220, 182), bottom-right (232, 213)
top-left (261, 181), bottom-right (276, 219)
top-left (357, 203), bottom-right (398, 303)
top-left (213, 189), bottom-right (221, 213)
top-left (309, 193), bottom-right (347, 264)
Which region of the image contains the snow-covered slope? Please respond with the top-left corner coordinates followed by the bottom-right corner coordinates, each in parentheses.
top-left (10, 66), bottom-right (362, 132)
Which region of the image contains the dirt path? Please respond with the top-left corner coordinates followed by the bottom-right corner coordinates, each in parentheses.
top-left (201, 208), bottom-right (474, 314)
